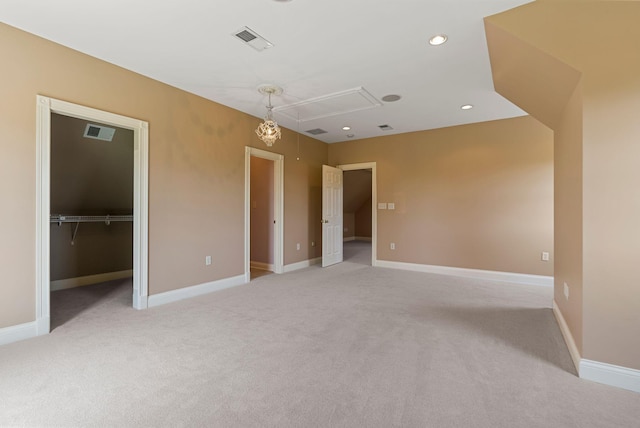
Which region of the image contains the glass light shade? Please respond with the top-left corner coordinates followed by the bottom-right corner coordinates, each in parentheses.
top-left (255, 118), bottom-right (281, 146)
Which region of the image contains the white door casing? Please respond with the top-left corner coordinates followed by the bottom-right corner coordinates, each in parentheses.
top-left (36, 96), bottom-right (149, 335)
top-left (322, 165), bottom-right (343, 267)
top-left (244, 147), bottom-right (284, 281)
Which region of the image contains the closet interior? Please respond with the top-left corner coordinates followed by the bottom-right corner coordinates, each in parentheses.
top-left (49, 113), bottom-right (134, 327)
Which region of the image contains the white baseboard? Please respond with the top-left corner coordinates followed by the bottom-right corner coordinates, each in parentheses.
top-left (355, 236), bottom-right (372, 242)
top-left (343, 236), bottom-right (355, 242)
top-left (250, 261), bottom-right (274, 272)
top-left (51, 269), bottom-right (133, 291)
top-left (0, 321), bottom-right (38, 346)
top-left (580, 359), bottom-right (640, 393)
top-left (376, 260), bottom-right (553, 287)
top-left (283, 257), bottom-right (322, 273)
top-left (147, 274), bottom-right (246, 308)
top-left (552, 300), bottom-right (581, 372)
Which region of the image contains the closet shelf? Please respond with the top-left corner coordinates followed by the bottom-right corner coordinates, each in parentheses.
top-left (50, 214), bottom-right (133, 226)
top-left (50, 215), bottom-right (133, 245)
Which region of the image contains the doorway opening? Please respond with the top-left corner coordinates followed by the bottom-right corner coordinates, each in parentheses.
top-left (35, 96), bottom-right (149, 336)
top-left (343, 168), bottom-right (373, 266)
top-left (244, 147), bottom-right (284, 281)
top-left (337, 162), bottom-right (378, 266)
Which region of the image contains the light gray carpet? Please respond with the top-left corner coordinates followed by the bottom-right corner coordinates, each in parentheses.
top-left (1, 245), bottom-right (639, 427)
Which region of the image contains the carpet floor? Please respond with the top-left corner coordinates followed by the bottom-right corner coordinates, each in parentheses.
top-left (1, 242), bottom-right (638, 427)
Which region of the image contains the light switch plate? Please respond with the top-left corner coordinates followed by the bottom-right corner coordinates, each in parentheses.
top-left (378, 203), bottom-right (387, 210)
top-left (388, 203), bottom-right (395, 210)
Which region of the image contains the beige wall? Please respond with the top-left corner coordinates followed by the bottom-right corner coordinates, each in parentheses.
top-left (355, 196), bottom-right (372, 238)
top-left (486, 0), bottom-right (640, 370)
top-left (329, 116), bottom-right (554, 276)
top-left (343, 213), bottom-right (355, 239)
top-left (250, 156), bottom-right (274, 265)
top-left (0, 22), bottom-right (327, 328)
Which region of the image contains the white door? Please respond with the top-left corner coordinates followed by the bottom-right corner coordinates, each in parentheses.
top-left (322, 165), bottom-right (343, 267)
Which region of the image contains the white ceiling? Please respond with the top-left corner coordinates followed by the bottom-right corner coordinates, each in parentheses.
top-left (1, 0), bottom-right (531, 143)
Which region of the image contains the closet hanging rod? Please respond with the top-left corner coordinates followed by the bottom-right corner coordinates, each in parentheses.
top-left (50, 214), bottom-right (133, 226)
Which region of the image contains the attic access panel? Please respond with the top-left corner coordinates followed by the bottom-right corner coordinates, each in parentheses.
top-left (274, 87), bottom-right (382, 122)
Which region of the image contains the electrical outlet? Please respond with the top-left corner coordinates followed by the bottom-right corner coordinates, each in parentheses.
top-left (390, 242), bottom-right (396, 250)
top-left (541, 251), bottom-right (550, 261)
top-left (296, 243), bottom-right (300, 251)
top-left (205, 256), bottom-right (212, 266)
top-left (311, 241), bottom-right (315, 247)
top-left (563, 282), bottom-right (569, 300)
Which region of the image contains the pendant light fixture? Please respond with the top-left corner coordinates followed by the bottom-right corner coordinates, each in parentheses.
top-left (255, 85), bottom-right (283, 147)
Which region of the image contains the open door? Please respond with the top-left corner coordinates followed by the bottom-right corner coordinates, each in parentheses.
top-left (322, 165), bottom-right (343, 267)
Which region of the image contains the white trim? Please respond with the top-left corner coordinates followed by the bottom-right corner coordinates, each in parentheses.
top-left (147, 275), bottom-right (246, 308)
top-left (283, 257), bottom-right (322, 273)
top-left (250, 261), bottom-right (274, 272)
top-left (245, 147), bottom-right (284, 280)
top-left (580, 359), bottom-right (640, 393)
top-left (50, 270), bottom-right (134, 291)
top-left (337, 162), bottom-right (377, 267)
top-left (355, 236), bottom-right (372, 242)
top-left (36, 96), bottom-right (149, 329)
top-left (0, 321), bottom-right (39, 346)
top-left (552, 300), bottom-right (581, 372)
top-left (343, 236), bottom-right (356, 242)
top-left (376, 260), bottom-right (554, 286)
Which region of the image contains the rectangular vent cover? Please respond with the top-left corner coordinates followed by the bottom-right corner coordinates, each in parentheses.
top-left (83, 123), bottom-right (116, 141)
top-left (306, 128), bottom-right (328, 135)
top-left (232, 27), bottom-right (273, 51)
top-left (378, 124), bottom-right (394, 131)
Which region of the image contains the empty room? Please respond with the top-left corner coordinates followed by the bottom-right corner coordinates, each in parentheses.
top-left (1, 1), bottom-right (639, 426)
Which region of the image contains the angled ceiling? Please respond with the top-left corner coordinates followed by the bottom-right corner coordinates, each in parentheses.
top-left (0, 0), bottom-right (531, 143)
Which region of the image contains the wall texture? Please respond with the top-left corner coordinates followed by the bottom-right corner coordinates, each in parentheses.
top-left (329, 116), bottom-right (554, 276)
top-left (0, 22), bottom-right (327, 329)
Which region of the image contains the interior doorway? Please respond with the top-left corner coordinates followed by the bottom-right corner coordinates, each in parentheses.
top-left (35, 96), bottom-right (149, 336)
top-left (244, 147), bottom-right (284, 281)
top-left (339, 162), bottom-right (377, 266)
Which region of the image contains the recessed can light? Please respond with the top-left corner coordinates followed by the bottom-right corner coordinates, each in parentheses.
top-left (429, 34), bottom-right (448, 46)
top-left (461, 104), bottom-right (473, 110)
top-left (342, 126), bottom-right (351, 131)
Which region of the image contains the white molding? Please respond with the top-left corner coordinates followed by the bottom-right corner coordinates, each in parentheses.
top-left (147, 275), bottom-right (246, 308)
top-left (0, 321), bottom-right (38, 346)
top-left (245, 147), bottom-right (284, 281)
top-left (337, 162), bottom-right (377, 267)
top-left (355, 236), bottom-right (372, 242)
top-left (376, 260), bottom-right (554, 286)
top-left (343, 236), bottom-right (356, 242)
top-left (36, 96), bottom-right (150, 325)
top-left (50, 270), bottom-right (134, 291)
top-left (250, 261), bottom-right (275, 272)
top-left (283, 257), bottom-right (322, 273)
top-left (580, 359), bottom-right (640, 393)
top-left (552, 300), bottom-right (581, 372)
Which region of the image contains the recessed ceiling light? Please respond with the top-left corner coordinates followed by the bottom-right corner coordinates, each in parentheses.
top-left (342, 126), bottom-right (351, 131)
top-left (461, 104), bottom-right (473, 110)
top-left (429, 34), bottom-right (448, 46)
top-left (382, 94), bottom-right (402, 102)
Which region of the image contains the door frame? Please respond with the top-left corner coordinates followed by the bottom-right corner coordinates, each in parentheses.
top-left (35, 96), bottom-right (149, 335)
top-left (244, 147), bottom-right (284, 281)
top-left (337, 162), bottom-right (377, 266)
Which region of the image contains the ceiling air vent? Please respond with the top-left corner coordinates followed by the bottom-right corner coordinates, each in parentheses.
top-left (83, 123), bottom-right (116, 141)
top-left (378, 124), bottom-right (394, 131)
top-left (232, 27), bottom-right (274, 51)
top-left (305, 128), bottom-right (328, 135)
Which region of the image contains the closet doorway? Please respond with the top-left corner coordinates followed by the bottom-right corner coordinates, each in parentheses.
top-left (244, 147), bottom-right (284, 281)
top-left (35, 96), bottom-right (149, 336)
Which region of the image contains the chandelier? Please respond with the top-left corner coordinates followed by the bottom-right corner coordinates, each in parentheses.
top-left (255, 85), bottom-right (282, 147)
